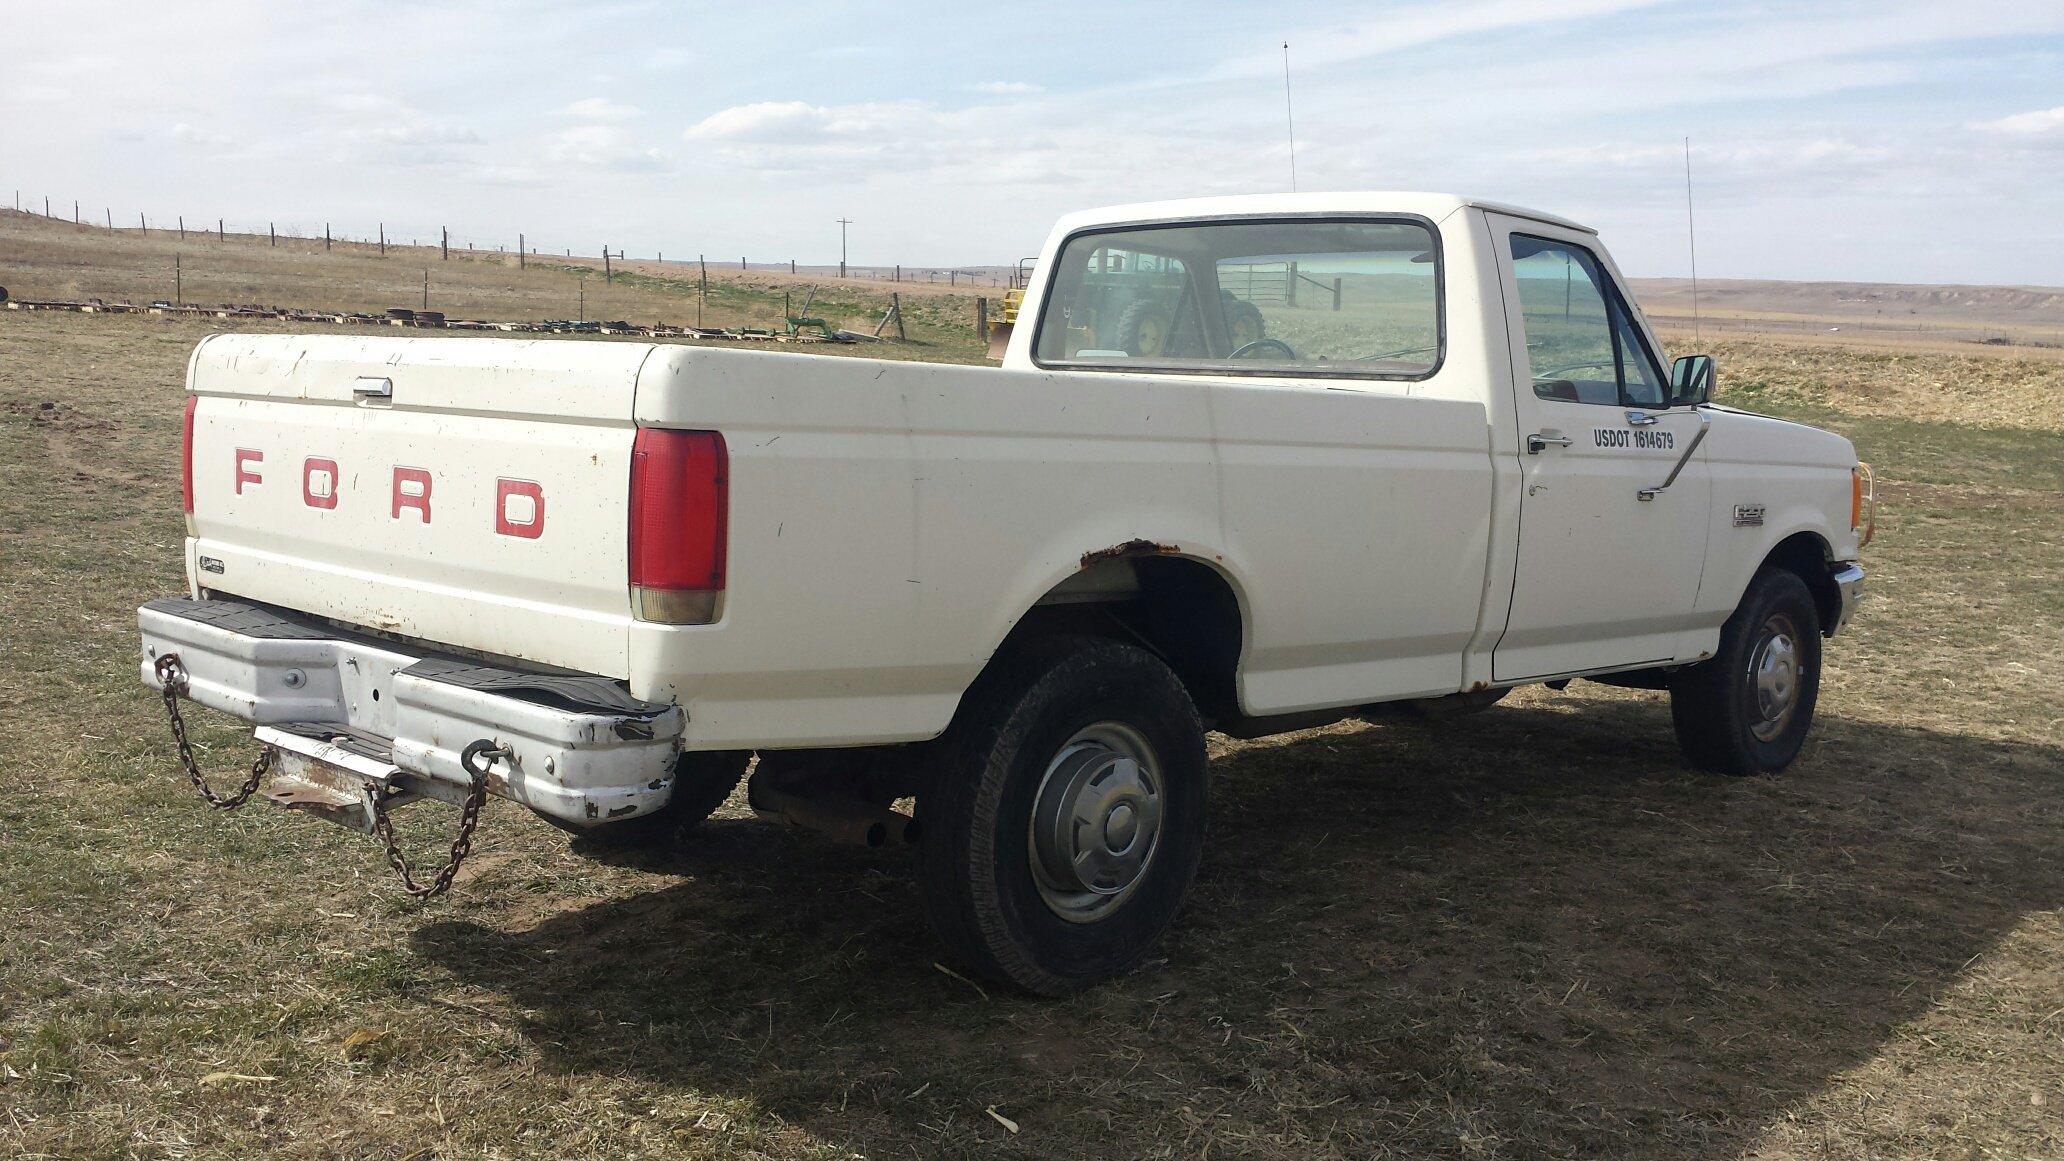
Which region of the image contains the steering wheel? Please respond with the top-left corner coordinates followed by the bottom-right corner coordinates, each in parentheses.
top-left (1537, 359), bottom-right (1615, 378)
top-left (1231, 338), bottom-right (1297, 360)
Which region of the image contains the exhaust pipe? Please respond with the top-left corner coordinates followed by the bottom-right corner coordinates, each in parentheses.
top-left (750, 785), bottom-right (921, 848)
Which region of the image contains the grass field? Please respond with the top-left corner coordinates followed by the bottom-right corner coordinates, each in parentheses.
top-left (3, 249), bottom-right (2063, 1156)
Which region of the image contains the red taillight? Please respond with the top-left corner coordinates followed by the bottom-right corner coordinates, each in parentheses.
top-left (181, 395), bottom-right (198, 514)
top-left (628, 428), bottom-right (728, 624)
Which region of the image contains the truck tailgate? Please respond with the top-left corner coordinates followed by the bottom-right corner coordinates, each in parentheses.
top-left (185, 334), bottom-right (650, 678)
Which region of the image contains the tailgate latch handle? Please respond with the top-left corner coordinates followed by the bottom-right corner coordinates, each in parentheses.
top-left (353, 376), bottom-right (393, 399)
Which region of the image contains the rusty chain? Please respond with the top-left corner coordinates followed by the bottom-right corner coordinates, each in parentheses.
top-left (365, 740), bottom-right (495, 899)
top-left (154, 653), bottom-right (273, 810)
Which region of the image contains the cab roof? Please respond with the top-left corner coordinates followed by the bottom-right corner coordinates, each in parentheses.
top-left (1052, 192), bottom-right (1596, 237)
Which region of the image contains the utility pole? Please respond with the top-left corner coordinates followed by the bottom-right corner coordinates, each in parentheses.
top-left (837, 217), bottom-right (852, 278)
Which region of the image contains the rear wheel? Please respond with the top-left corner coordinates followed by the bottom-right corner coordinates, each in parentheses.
top-left (541, 750), bottom-right (748, 846)
top-left (1670, 569), bottom-right (1822, 775)
top-left (920, 636), bottom-right (1208, 995)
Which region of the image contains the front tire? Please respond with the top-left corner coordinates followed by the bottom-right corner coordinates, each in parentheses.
top-left (540, 750), bottom-right (749, 847)
top-left (920, 636), bottom-right (1208, 996)
top-left (1670, 568), bottom-right (1822, 775)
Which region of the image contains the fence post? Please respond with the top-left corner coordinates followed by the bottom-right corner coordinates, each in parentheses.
top-left (140, 211), bottom-right (147, 235)
top-left (1332, 277), bottom-right (1342, 311)
top-left (975, 297), bottom-right (989, 346)
top-left (105, 207), bottom-right (112, 230)
top-left (270, 222), bottom-right (276, 246)
top-left (892, 292), bottom-right (905, 340)
top-left (441, 227), bottom-right (448, 261)
top-left (218, 218), bottom-right (224, 241)
top-left (325, 223), bottom-right (331, 251)
top-left (790, 259), bottom-right (796, 274)
top-left (519, 233), bottom-right (524, 268)
top-left (178, 215), bottom-right (185, 240)
top-left (174, 253), bottom-right (181, 305)
top-left (422, 269), bottom-right (429, 310)
top-left (74, 200), bottom-right (80, 224)
top-left (379, 223), bottom-right (386, 256)
top-left (604, 245), bottom-right (612, 283)
top-left (741, 256), bottom-right (746, 271)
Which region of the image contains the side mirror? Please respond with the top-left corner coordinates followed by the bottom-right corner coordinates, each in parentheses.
top-left (1671, 354), bottom-right (1715, 406)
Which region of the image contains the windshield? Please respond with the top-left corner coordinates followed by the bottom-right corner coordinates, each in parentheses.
top-left (1033, 219), bottom-right (1441, 379)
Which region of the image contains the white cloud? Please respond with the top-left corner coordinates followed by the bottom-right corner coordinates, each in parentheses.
top-left (973, 81), bottom-right (1042, 94)
top-left (545, 124), bottom-right (667, 172)
top-left (1975, 105), bottom-right (2064, 137)
top-left (562, 96), bottom-right (642, 121)
top-left (169, 122), bottom-right (234, 148)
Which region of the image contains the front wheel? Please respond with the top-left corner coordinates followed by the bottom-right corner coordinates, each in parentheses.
top-left (920, 636), bottom-right (1208, 995)
top-left (1670, 569), bottom-right (1823, 775)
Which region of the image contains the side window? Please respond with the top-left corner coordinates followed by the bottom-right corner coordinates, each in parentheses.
top-left (1509, 235), bottom-right (1665, 407)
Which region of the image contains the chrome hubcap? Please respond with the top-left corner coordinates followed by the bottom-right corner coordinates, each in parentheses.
top-left (1748, 614), bottom-right (1801, 742)
top-left (1029, 722), bottom-right (1163, 923)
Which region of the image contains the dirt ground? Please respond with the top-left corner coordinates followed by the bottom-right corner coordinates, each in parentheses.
top-left (2, 226), bottom-right (2063, 1158)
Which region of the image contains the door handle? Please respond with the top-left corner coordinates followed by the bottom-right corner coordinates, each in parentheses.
top-left (1527, 433), bottom-right (1573, 454)
top-left (1625, 410), bottom-right (1659, 426)
top-left (1636, 413), bottom-right (1710, 501)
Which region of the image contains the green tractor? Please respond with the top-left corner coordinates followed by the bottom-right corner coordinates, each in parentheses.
top-left (1061, 249), bottom-right (1266, 357)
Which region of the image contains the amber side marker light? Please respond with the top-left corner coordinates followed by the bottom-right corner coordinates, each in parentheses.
top-left (1851, 462), bottom-right (1876, 549)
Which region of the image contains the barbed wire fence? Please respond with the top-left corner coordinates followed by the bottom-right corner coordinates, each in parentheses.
top-left (5, 187), bottom-right (1022, 292)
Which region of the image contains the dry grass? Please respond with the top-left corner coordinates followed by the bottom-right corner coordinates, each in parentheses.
top-left (3, 228), bottom-right (2064, 1157)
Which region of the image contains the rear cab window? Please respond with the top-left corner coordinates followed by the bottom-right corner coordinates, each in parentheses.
top-left (1032, 218), bottom-right (1443, 381)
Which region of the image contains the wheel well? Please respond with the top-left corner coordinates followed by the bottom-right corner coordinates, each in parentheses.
top-left (1760, 532), bottom-right (1840, 636)
top-left (1000, 555), bottom-right (1244, 723)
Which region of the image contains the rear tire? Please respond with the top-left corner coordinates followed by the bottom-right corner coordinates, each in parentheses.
top-left (541, 750), bottom-right (748, 847)
top-left (920, 636), bottom-right (1208, 996)
top-left (1670, 569), bottom-right (1822, 775)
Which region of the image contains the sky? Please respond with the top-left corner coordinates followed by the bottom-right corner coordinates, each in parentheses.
top-left (3, 0), bottom-right (2062, 285)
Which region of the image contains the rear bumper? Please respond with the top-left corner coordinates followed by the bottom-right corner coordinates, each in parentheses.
top-left (1829, 562), bottom-right (1865, 636)
top-left (138, 596), bottom-right (682, 826)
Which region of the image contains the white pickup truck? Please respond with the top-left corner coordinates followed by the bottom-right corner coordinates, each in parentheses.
top-left (140, 193), bottom-right (1870, 993)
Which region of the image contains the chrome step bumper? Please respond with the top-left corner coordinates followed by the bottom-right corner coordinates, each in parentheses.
top-left (138, 596), bottom-right (682, 827)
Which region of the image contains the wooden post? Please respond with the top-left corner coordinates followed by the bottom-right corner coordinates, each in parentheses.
top-left (105, 207), bottom-right (112, 230)
top-left (379, 222), bottom-right (386, 256)
top-left (174, 253), bottom-right (181, 305)
top-left (441, 227), bottom-right (448, 261)
top-left (422, 269), bottom-right (429, 310)
top-left (218, 218), bottom-right (224, 241)
top-left (698, 255), bottom-right (707, 328)
top-left (894, 264), bottom-right (900, 282)
top-left (790, 259), bottom-right (796, 274)
top-left (1331, 277), bottom-right (1342, 311)
top-left (741, 256), bottom-right (746, 271)
top-left (269, 222), bottom-right (276, 246)
top-left (604, 245), bottom-right (612, 283)
top-left (518, 233), bottom-right (524, 268)
top-left (140, 211), bottom-right (147, 235)
top-left (975, 296), bottom-right (989, 346)
top-left (1286, 261), bottom-right (1298, 307)
top-left (325, 223), bottom-right (331, 251)
top-left (74, 200), bottom-right (80, 224)
top-left (178, 214), bottom-right (185, 240)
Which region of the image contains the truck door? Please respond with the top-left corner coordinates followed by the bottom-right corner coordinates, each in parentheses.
top-left (1485, 214), bottom-right (1711, 682)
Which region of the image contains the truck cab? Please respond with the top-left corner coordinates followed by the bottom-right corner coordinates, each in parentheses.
top-left (140, 193), bottom-right (1870, 994)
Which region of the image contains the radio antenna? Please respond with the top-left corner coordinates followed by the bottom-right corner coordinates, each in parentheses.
top-left (1684, 136), bottom-right (1701, 345)
top-left (1283, 42), bottom-right (1299, 192)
